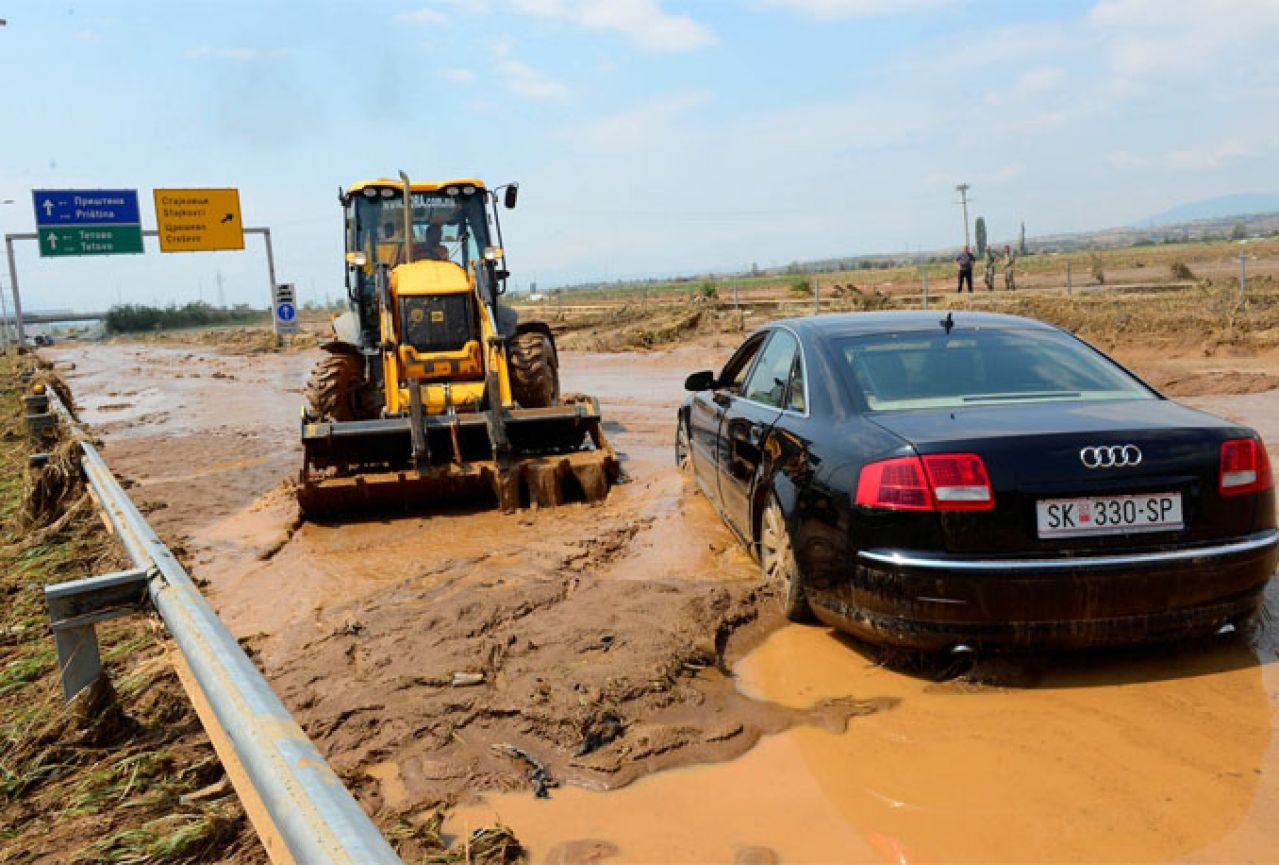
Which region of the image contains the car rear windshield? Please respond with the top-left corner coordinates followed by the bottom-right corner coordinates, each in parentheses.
top-left (835, 328), bottom-right (1156, 411)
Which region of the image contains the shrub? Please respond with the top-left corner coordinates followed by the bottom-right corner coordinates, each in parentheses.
top-left (104, 302), bottom-right (265, 334)
top-left (1089, 251), bottom-right (1105, 285)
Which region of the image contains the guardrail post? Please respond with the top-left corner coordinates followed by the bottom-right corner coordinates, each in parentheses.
top-left (45, 568), bottom-right (151, 701)
top-left (1239, 249), bottom-right (1247, 302)
top-left (921, 266), bottom-right (929, 310)
top-left (23, 389), bottom-right (55, 445)
top-left (1066, 260), bottom-right (1073, 296)
top-left (36, 385), bottom-right (403, 863)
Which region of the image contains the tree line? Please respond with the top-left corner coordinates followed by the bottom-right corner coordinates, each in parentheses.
top-left (104, 302), bottom-right (267, 334)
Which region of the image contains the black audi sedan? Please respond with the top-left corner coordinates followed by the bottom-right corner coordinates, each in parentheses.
top-left (676, 311), bottom-right (1277, 650)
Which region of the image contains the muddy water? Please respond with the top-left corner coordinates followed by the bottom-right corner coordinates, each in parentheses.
top-left (45, 341), bottom-right (1279, 863)
top-left (452, 601), bottom-right (1278, 864)
top-left (44, 342), bottom-right (744, 649)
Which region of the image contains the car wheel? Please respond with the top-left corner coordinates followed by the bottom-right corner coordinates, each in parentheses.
top-left (675, 418), bottom-right (692, 473)
top-left (759, 493), bottom-right (810, 621)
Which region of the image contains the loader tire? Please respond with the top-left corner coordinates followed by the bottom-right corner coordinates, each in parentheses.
top-left (304, 351), bottom-right (376, 422)
top-left (509, 331), bottom-right (560, 409)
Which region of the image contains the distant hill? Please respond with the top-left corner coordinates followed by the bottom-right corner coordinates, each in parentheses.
top-left (1139, 193), bottom-right (1279, 227)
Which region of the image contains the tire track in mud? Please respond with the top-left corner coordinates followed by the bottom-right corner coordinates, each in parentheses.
top-left (44, 343), bottom-right (901, 826)
top-left (267, 513), bottom-right (897, 815)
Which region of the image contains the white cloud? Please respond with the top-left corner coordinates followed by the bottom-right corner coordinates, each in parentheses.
top-left (440, 67), bottom-right (477, 83)
top-left (508, 0), bottom-right (715, 53)
top-left (985, 66), bottom-right (1065, 106)
top-left (395, 7), bottom-right (449, 25)
top-left (1089, 0), bottom-right (1279, 78)
top-left (573, 90), bottom-right (712, 150)
top-left (901, 21), bottom-right (1073, 75)
top-left (764, 0), bottom-right (945, 16)
top-left (493, 43), bottom-right (570, 99)
top-left (185, 46), bottom-right (290, 61)
top-left (1166, 140), bottom-right (1257, 172)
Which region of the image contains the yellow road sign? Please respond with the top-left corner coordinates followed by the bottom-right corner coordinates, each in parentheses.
top-left (153, 188), bottom-right (245, 252)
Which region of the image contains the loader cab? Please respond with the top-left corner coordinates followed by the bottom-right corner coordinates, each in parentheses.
top-left (342, 180), bottom-right (500, 346)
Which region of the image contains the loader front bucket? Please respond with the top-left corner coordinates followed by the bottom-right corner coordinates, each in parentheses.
top-left (298, 396), bottom-right (618, 517)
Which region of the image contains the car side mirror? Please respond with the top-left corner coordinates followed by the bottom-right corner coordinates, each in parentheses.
top-left (504, 184), bottom-right (519, 209)
top-left (685, 370), bottom-right (716, 392)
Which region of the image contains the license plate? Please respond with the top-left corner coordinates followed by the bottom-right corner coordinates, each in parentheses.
top-left (1036, 493), bottom-right (1183, 538)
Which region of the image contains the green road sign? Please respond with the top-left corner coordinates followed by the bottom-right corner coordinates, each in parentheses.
top-left (38, 225), bottom-right (144, 257)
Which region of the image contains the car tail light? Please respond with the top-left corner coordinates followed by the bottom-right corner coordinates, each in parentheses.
top-left (855, 453), bottom-right (995, 512)
top-left (855, 456), bottom-right (932, 511)
top-left (1220, 438), bottom-right (1273, 496)
top-left (921, 453), bottom-right (995, 511)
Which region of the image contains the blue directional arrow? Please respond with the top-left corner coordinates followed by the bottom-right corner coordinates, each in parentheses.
top-left (277, 303), bottom-right (296, 322)
top-left (32, 189), bottom-right (141, 226)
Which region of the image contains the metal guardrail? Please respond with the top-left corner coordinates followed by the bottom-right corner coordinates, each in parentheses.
top-left (38, 386), bottom-right (402, 864)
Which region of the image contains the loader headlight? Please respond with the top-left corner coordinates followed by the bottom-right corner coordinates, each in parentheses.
top-left (484, 246), bottom-right (503, 261)
top-left (346, 251), bottom-right (368, 267)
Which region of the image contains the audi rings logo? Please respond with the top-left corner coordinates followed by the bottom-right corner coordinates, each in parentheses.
top-left (1080, 444), bottom-right (1143, 469)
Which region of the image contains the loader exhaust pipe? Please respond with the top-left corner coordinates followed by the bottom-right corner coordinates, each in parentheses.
top-left (399, 169), bottom-right (413, 265)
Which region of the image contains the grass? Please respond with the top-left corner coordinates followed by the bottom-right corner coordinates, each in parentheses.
top-left (0, 352), bottom-right (262, 863)
top-left (513, 236), bottom-right (1279, 306)
top-left (0, 353), bottom-right (522, 864)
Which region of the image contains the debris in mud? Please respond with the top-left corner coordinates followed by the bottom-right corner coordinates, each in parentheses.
top-left (22, 432), bottom-right (85, 529)
top-left (575, 710), bottom-right (624, 756)
top-left (452, 671), bottom-right (486, 687)
top-left (393, 810), bottom-right (523, 865)
top-left (493, 743), bottom-right (561, 798)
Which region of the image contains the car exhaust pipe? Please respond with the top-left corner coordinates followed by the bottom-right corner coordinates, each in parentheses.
top-left (1216, 622), bottom-right (1237, 636)
top-left (950, 643), bottom-right (975, 655)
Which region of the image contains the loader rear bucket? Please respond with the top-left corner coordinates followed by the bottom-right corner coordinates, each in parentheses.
top-left (298, 396), bottom-right (618, 517)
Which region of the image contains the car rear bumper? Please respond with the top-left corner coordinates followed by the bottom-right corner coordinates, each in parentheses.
top-left (810, 529), bottom-right (1279, 650)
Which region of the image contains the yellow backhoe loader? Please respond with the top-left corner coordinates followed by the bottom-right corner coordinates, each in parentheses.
top-left (298, 173), bottom-right (617, 515)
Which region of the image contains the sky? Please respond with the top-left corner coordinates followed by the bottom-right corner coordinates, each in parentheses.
top-left (1, 0), bottom-right (1277, 311)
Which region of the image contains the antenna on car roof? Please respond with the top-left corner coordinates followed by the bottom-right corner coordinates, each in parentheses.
top-left (940, 311), bottom-right (954, 334)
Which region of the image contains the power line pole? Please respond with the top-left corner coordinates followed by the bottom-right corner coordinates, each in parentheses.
top-left (955, 183), bottom-right (972, 248)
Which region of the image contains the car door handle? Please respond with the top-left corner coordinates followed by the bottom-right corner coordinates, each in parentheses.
top-left (747, 423), bottom-right (763, 446)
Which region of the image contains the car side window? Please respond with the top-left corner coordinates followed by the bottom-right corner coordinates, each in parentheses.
top-left (786, 350), bottom-right (806, 413)
top-left (719, 334), bottom-right (767, 394)
top-left (744, 331), bottom-right (799, 408)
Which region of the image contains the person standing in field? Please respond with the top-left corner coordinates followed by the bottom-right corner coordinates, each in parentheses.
top-left (955, 245), bottom-right (976, 293)
top-left (984, 246), bottom-right (997, 291)
top-left (1003, 244), bottom-right (1017, 291)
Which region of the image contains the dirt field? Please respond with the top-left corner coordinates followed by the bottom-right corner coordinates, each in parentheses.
top-left (39, 283), bottom-right (1279, 863)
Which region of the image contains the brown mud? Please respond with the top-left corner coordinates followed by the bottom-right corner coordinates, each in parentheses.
top-left (42, 326), bottom-right (1279, 863)
top-left (455, 609), bottom-right (1279, 864)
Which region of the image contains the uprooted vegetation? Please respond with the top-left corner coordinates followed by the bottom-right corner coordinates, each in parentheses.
top-left (531, 277), bottom-right (1279, 359)
top-left (266, 510), bottom-right (895, 834)
top-left (1, 356), bottom-right (529, 864)
top-left (0, 356), bottom-right (266, 864)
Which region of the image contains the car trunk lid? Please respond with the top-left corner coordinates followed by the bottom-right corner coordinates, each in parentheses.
top-left (868, 399), bottom-right (1259, 554)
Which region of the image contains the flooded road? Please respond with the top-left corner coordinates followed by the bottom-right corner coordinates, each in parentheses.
top-left (454, 614), bottom-right (1277, 863)
top-left (44, 340), bottom-right (1279, 863)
